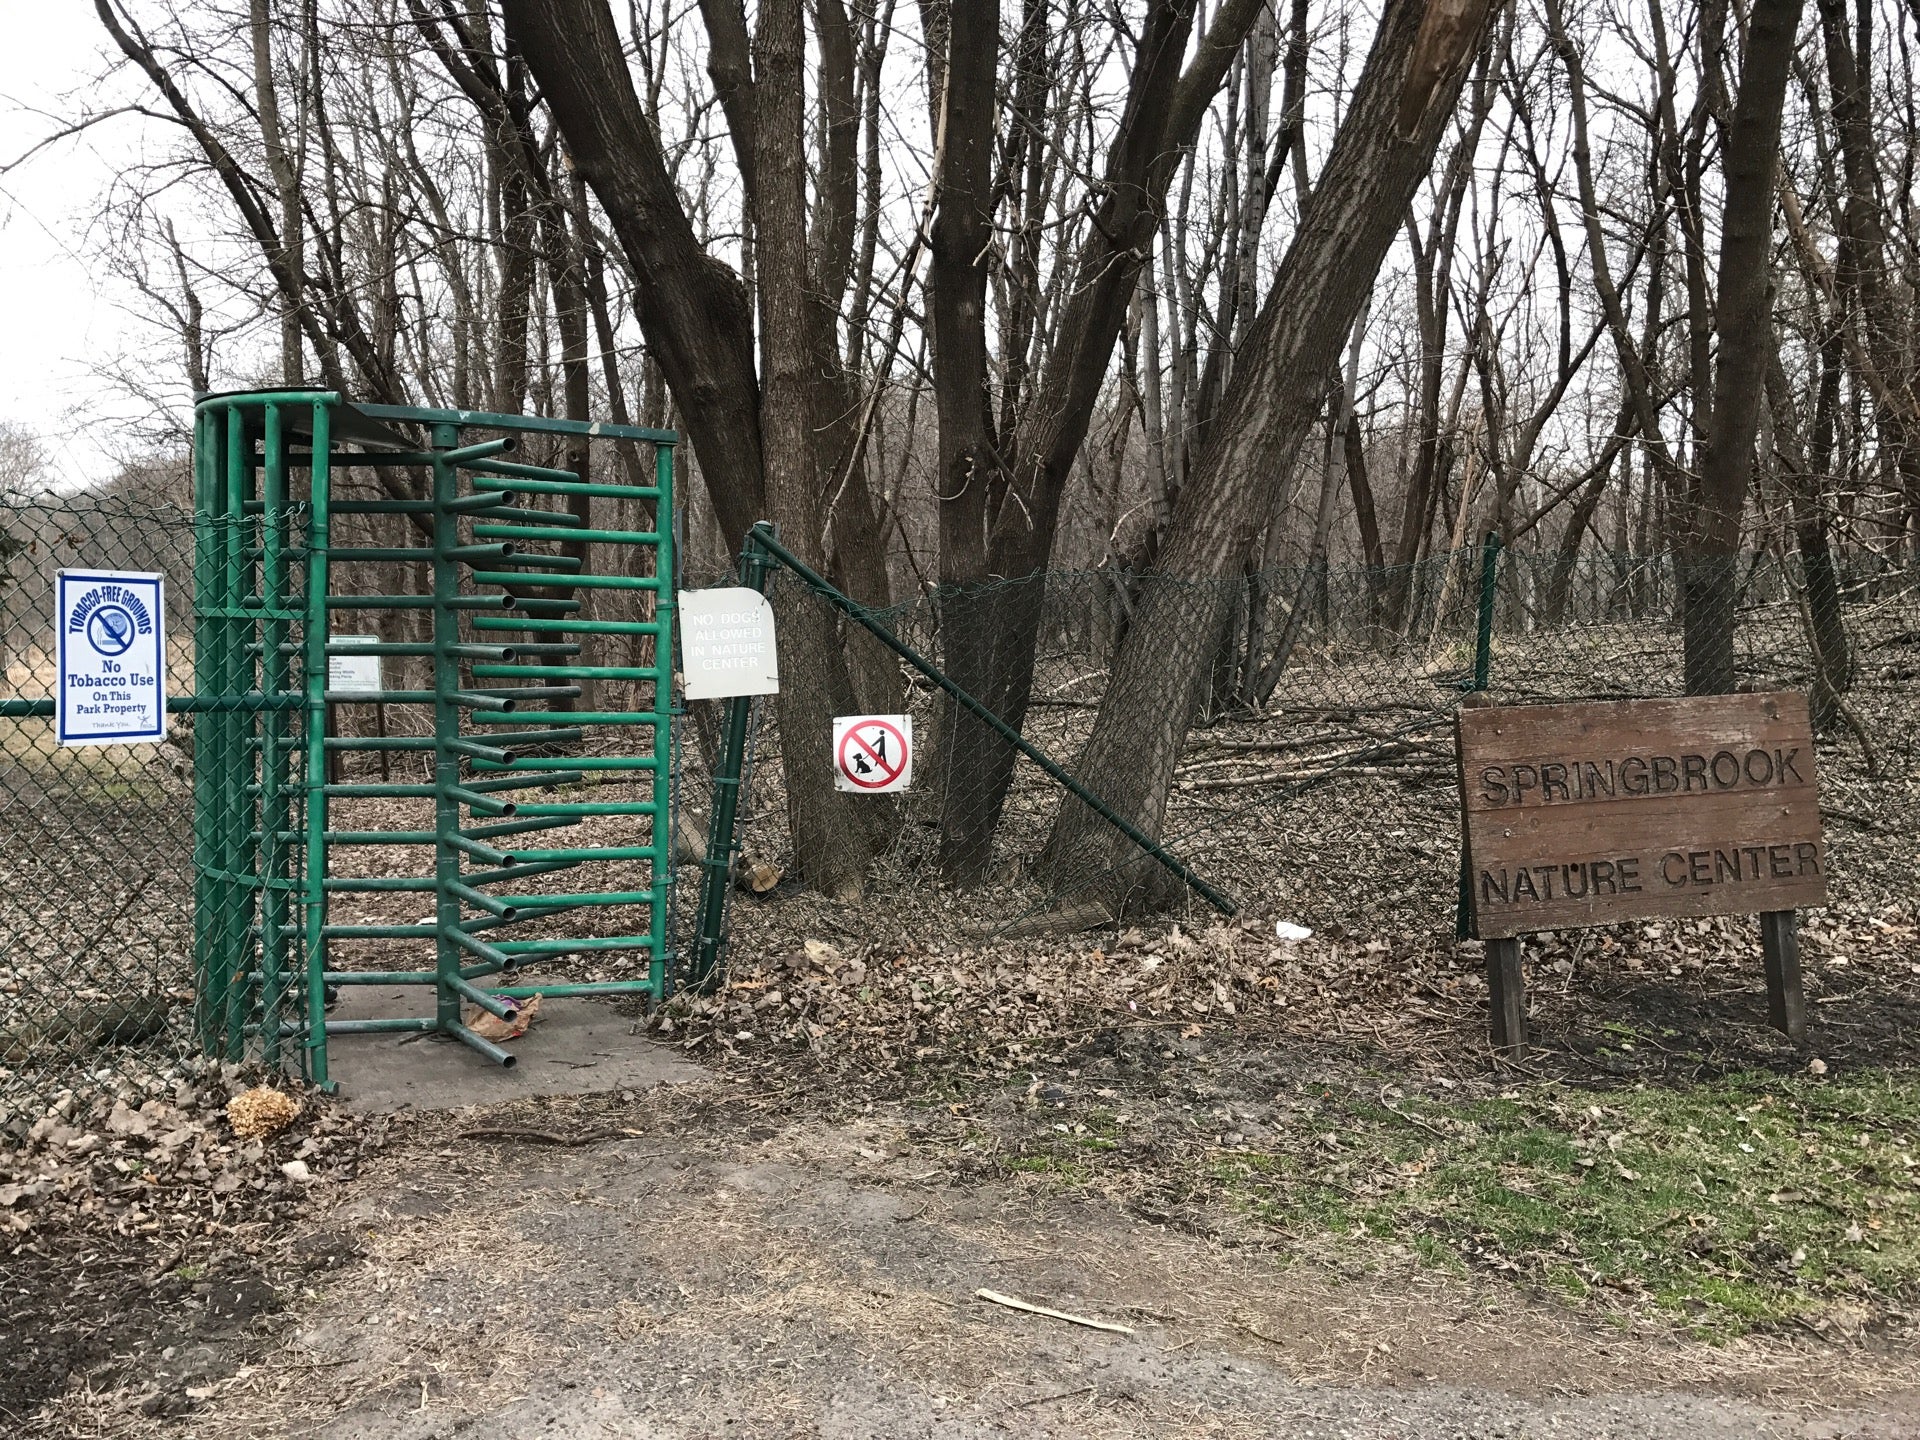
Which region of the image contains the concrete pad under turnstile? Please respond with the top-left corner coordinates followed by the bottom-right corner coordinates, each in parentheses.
top-left (323, 983), bottom-right (706, 1112)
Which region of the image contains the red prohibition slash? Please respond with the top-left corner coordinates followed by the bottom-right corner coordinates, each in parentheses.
top-left (837, 719), bottom-right (908, 789)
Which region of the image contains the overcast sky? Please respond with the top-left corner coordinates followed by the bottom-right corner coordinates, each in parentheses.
top-left (1, 7), bottom-right (155, 489)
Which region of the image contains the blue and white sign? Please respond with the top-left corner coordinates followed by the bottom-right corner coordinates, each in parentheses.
top-left (55, 569), bottom-right (167, 746)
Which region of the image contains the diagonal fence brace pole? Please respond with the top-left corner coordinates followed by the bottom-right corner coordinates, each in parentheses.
top-left (740, 522), bottom-right (1237, 917)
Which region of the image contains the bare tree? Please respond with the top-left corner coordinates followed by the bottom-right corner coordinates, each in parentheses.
top-left (0, 425), bottom-right (50, 502)
top-left (62, 0), bottom-right (1920, 899)
top-left (1044, 0), bottom-right (1506, 909)
top-left (1681, 0), bottom-right (1807, 694)
top-left (926, 0), bottom-right (1263, 882)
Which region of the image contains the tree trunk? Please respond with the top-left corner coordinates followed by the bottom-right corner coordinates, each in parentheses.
top-left (922, 0), bottom-right (1003, 881)
top-left (538, 177), bottom-right (595, 711)
top-left (1345, 406), bottom-right (1385, 623)
top-left (1681, 0), bottom-right (1805, 695)
top-left (505, 0), bottom-right (877, 894)
top-left (1815, 0), bottom-right (1920, 564)
top-left (1387, 216), bottom-right (1449, 629)
top-left (502, 0), bottom-right (766, 542)
top-left (1380, 31), bottom-right (1494, 628)
top-left (752, 0), bottom-right (877, 897)
top-left (1766, 333), bottom-right (1854, 715)
top-left (1261, 303), bottom-right (1369, 696)
top-left (1041, 0), bottom-right (1502, 910)
top-left (1543, 454), bottom-right (1615, 624)
top-left (492, 107), bottom-right (536, 410)
top-left (933, 0), bottom-right (1263, 882)
top-left (810, 0), bottom-right (898, 720)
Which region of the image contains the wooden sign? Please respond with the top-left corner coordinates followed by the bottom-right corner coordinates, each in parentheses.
top-left (1455, 693), bottom-right (1826, 1053)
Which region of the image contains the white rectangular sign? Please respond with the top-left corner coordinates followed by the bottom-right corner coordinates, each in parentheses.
top-left (328, 636), bottom-right (384, 695)
top-left (678, 587), bottom-right (780, 700)
top-left (833, 714), bottom-right (913, 794)
top-left (55, 569), bottom-right (167, 746)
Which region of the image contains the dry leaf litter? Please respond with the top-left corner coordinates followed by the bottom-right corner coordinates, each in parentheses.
top-left (1, 1058), bottom-right (387, 1422)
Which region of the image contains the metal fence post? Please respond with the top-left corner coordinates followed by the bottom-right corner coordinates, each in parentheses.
top-left (301, 401), bottom-right (334, 1087)
top-left (1473, 530), bottom-right (1501, 693)
top-left (688, 524), bottom-right (773, 992)
top-left (649, 439), bottom-right (677, 1001)
top-left (257, 402), bottom-right (290, 1069)
top-left (1458, 532), bottom-right (1502, 941)
top-left (189, 406), bottom-right (223, 1054)
top-left (430, 424), bottom-right (463, 1043)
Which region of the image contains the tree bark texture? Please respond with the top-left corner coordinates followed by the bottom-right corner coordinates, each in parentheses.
top-left (1766, 334), bottom-right (1854, 715)
top-left (751, 0), bottom-right (878, 896)
top-left (506, 0), bottom-right (877, 893)
top-left (932, 0), bottom-right (1263, 882)
top-left (1681, 0), bottom-right (1806, 694)
top-left (924, 0), bottom-right (1003, 879)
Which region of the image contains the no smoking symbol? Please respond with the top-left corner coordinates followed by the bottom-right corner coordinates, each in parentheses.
top-left (833, 715), bottom-right (913, 794)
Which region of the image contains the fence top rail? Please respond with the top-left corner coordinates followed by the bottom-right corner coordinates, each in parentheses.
top-left (0, 491), bottom-right (228, 527)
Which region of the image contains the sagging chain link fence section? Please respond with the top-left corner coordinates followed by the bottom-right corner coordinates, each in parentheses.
top-left (690, 532), bottom-right (1918, 975)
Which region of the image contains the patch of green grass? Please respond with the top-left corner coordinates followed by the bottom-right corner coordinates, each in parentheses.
top-left (1543, 1262), bottom-right (1589, 1300)
top-left (1004, 1151), bottom-right (1091, 1180)
top-left (1223, 1070), bottom-right (1920, 1336)
top-left (82, 779), bottom-right (148, 801)
top-left (1414, 1232), bottom-right (1470, 1275)
top-left (0, 715), bottom-right (161, 775)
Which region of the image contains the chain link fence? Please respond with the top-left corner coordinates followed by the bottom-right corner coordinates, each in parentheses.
top-left (694, 541), bottom-right (1920, 952)
top-left (0, 494), bottom-right (205, 1115)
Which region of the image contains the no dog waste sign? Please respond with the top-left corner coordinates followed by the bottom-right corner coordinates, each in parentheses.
top-left (833, 714), bottom-right (912, 793)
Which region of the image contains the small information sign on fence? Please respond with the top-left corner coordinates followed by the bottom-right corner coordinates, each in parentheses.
top-left (833, 714), bottom-right (913, 793)
top-left (1456, 692), bottom-right (1826, 1052)
top-left (55, 569), bottom-right (166, 746)
top-left (678, 587), bottom-right (779, 700)
top-left (327, 636), bottom-right (383, 694)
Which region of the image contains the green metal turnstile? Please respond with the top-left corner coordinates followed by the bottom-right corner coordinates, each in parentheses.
top-left (190, 392), bottom-right (676, 1087)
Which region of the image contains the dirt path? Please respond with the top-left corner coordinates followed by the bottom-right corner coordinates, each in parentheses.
top-left (41, 1072), bottom-right (1920, 1440)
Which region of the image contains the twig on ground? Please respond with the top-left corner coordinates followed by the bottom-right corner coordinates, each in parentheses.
top-left (1378, 1088), bottom-right (1451, 1138)
top-left (975, 1289), bottom-right (1136, 1334)
top-left (455, 1127), bottom-right (649, 1147)
top-left (1233, 1316), bottom-right (1289, 1347)
top-left (1005, 1385), bottom-right (1095, 1411)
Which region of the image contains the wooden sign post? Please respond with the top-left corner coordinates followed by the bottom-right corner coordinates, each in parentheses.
top-left (1456, 693), bottom-right (1826, 1055)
